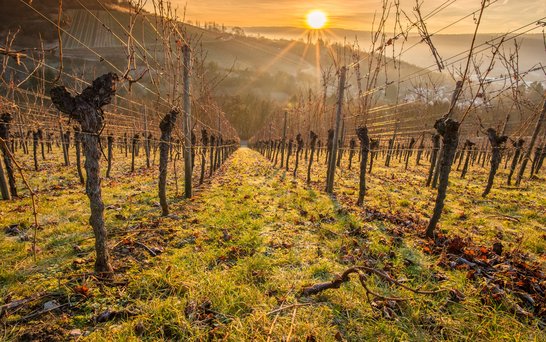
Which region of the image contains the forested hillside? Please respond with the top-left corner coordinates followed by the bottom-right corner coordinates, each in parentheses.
top-left (4, 7), bottom-right (433, 139)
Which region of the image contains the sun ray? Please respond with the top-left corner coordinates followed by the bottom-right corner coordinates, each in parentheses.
top-left (314, 33), bottom-right (322, 80)
top-left (298, 38), bottom-right (311, 68)
top-left (234, 31), bottom-right (309, 95)
top-left (323, 28), bottom-right (344, 43)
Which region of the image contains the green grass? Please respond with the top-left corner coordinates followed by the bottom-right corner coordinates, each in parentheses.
top-left (1, 146), bottom-right (545, 341)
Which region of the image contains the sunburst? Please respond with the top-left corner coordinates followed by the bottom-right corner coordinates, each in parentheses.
top-left (306, 10), bottom-right (327, 29)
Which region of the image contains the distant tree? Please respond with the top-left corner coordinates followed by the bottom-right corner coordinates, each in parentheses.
top-left (232, 27), bottom-right (245, 36)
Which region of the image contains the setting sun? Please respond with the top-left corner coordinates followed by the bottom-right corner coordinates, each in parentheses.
top-left (306, 10), bottom-right (327, 29)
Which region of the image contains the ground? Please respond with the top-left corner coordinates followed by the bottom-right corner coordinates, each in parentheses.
top-left (1, 147), bottom-right (545, 341)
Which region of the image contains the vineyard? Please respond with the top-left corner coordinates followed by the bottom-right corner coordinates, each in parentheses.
top-left (1, 0), bottom-right (546, 340)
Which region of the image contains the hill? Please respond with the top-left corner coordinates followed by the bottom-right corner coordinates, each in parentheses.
top-left (245, 26), bottom-right (545, 82)
top-left (0, 0), bottom-right (132, 45)
top-left (3, 7), bottom-right (436, 139)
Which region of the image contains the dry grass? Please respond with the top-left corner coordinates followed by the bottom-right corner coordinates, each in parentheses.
top-left (1, 146), bottom-right (545, 341)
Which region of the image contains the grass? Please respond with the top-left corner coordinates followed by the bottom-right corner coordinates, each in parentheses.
top-left (1, 146), bottom-right (545, 341)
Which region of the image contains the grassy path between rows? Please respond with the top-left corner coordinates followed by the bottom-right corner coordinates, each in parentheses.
top-left (89, 148), bottom-right (543, 341)
top-left (2, 148), bottom-right (544, 341)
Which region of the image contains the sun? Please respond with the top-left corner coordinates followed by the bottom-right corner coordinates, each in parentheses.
top-left (306, 10), bottom-right (327, 29)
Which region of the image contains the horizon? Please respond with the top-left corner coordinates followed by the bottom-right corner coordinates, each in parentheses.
top-left (238, 25), bottom-right (546, 35)
top-left (162, 0), bottom-right (545, 34)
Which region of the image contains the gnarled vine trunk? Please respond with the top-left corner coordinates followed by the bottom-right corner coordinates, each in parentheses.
top-left (50, 72), bottom-right (118, 274)
top-left (307, 131), bottom-right (318, 184)
top-left (482, 128), bottom-right (508, 197)
top-left (368, 139), bottom-right (379, 174)
top-left (131, 134), bottom-right (139, 173)
top-left (405, 137), bottom-right (416, 170)
top-left (32, 129), bottom-right (42, 171)
top-left (326, 129), bottom-right (334, 165)
top-left (348, 138), bottom-right (356, 170)
top-left (515, 99), bottom-right (546, 186)
top-left (294, 134), bottom-right (303, 177)
top-left (158, 109), bottom-right (180, 217)
top-left (425, 118), bottom-right (460, 238)
top-left (506, 139), bottom-right (523, 185)
top-left (460, 140), bottom-right (475, 179)
top-left (426, 134), bottom-right (440, 187)
top-left (286, 139), bottom-right (293, 171)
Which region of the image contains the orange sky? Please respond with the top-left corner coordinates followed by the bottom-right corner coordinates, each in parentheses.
top-left (159, 0), bottom-right (545, 33)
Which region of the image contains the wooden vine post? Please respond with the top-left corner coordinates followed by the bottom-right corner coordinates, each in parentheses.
top-left (50, 73), bottom-right (118, 274)
top-left (0, 113), bottom-right (11, 200)
top-left (131, 134), bottom-right (139, 173)
top-left (215, 135), bottom-right (222, 170)
top-left (416, 133), bottom-right (425, 166)
top-left (356, 126), bottom-right (370, 206)
top-left (191, 130), bottom-right (196, 171)
top-left (0, 149), bottom-right (9, 200)
top-left (200, 129), bottom-right (208, 185)
top-left (326, 66), bottom-right (347, 195)
top-left (325, 129), bottom-right (334, 165)
top-left (32, 129), bottom-right (41, 171)
top-left (144, 105), bottom-right (151, 168)
top-left (209, 135), bottom-right (215, 176)
top-left (280, 111), bottom-right (287, 169)
top-left (106, 133), bottom-right (114, 178)
top-left (293, 133), bottom-right (303, 177)
top-left (1, 113), bottom-right (17, 198)
top-left (385, 121), bottom-right (398, 167)
top-left (307, 131), bottom-right (318, 184)
top-left (183, 44), bottom-right (193, 199)
top-left (404, 137), bottom-right (416, 170)
top-left (74, 127), bottom-right (85, 184)
top-left (348, 138), bottom-right (356, 170)
top-left (58, 113), bottom-right (69, 167)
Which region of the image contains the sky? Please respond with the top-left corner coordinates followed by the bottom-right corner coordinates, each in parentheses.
top-left (160, 0), bottom-right (546, 33)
